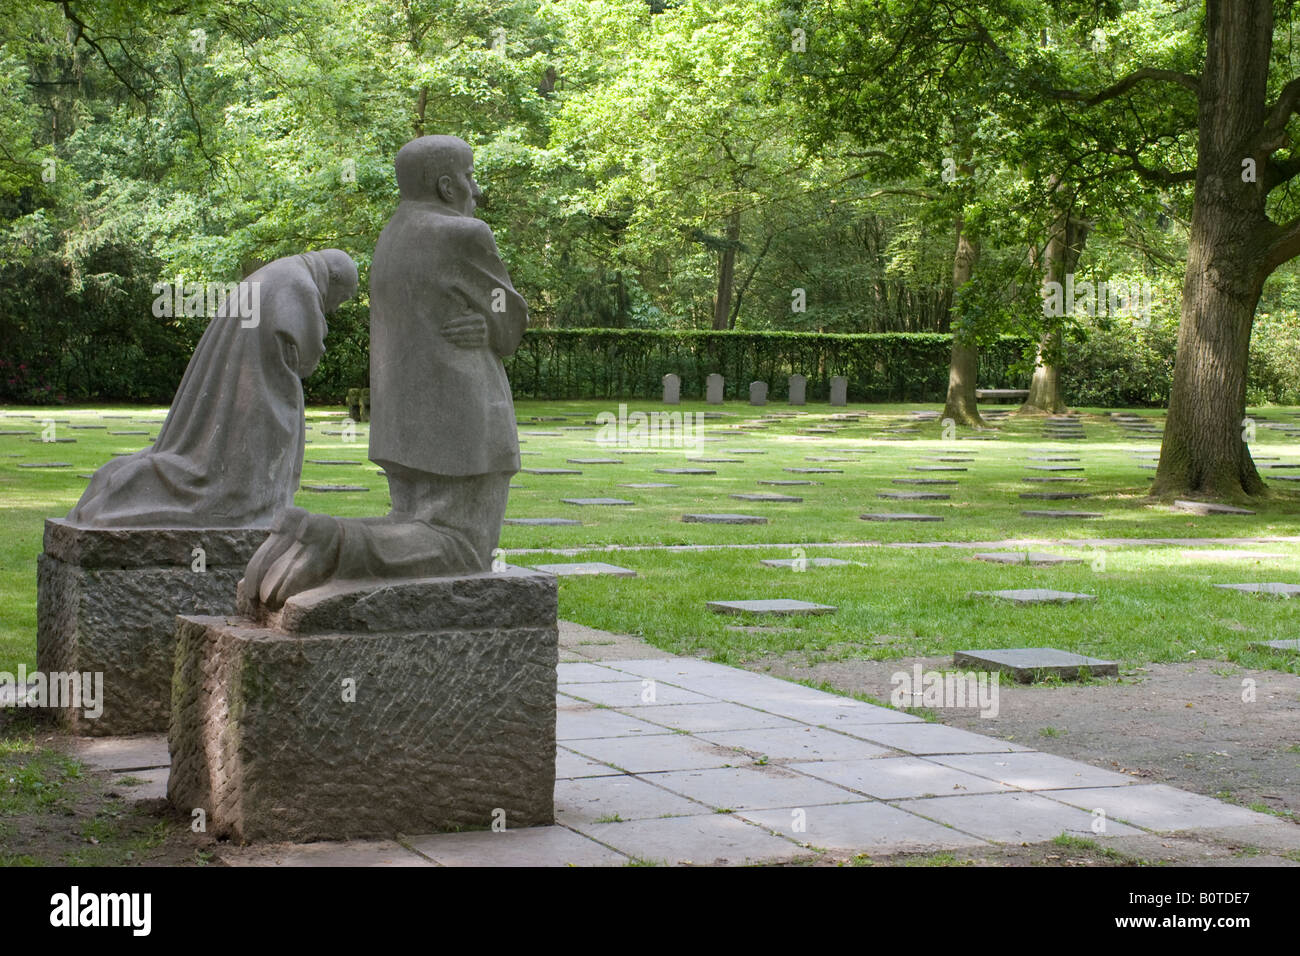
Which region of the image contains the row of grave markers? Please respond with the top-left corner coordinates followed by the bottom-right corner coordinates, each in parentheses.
top-left (662, 373), bottom-right (847, 406)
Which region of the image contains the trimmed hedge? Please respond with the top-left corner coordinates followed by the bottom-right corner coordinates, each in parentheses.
top-left (502, 330), bottom-right (1034, 402)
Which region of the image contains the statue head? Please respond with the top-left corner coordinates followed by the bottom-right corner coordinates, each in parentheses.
top-left (394, 135), bottom-right (483, 215)
top-left (302, 249), bottom-right (359, 313)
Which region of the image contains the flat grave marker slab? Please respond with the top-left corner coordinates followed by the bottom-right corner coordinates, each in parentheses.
top-left (860, 512), bottom-right (942, 522)
top-left (503, 517), bottom-right (581, 526)
top-left (18, 462), bottom-right (71, 468)
top-left (878, 491), bottom-right (949, 500)
top-left (300, 484), bottom-right (368, 492)
top-left (973, 552), bottom-right (1083, 566)
top-left (1179, 549), bottom-right (1285, 562)
top-left (758, 479), bottom-right (818, 486)
top-left (759, 557), bottom-right (852, 569)
top-left (306, 459), bottom-right (359, 465)
top-left (562, 498), bottom-right (634, 506)
top-left (523, 468), bottom-right (583, 475)
top-left (683, 513), bottom-right (767, 525)
top-left (1174, 500), bottom-right (1255, 515)
top-left (1021, 476), bottom-right (1086, 483)
top-left (656, 468), bottom-right (716, 475)
top-left (953, 647), bottom-right (1117, 681)
top-left (707, 599), bottom-right (836, 616)
top-left (1214, 582), bottom-right (1300, 597)
top-left (1249, 638), bottom-right (1300, 653)
top-left (1020, 492), bottom-right (1092, 500)
top-left (567, 458), bottom-right (623, 465)
top-left (892, 478), bottom-right (958, 486)
top-left (533, 562), bottom-right (636, 578)
top-left (1027, 465), bottom-right (1084, 472)
top-left (784, 467), bottom-right (842, 474)
top-left (620, 482), bottom-right (677, 488)
top-left (1021, 510), bottom-right (1102, 519)
top-left (970, 589), bottom-right (1097, 605)
top-left (730, 493), bottom-right (802, 502)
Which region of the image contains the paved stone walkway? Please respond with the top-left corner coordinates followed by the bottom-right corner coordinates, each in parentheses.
top-left (52, 622), bottom-right (1289, 866)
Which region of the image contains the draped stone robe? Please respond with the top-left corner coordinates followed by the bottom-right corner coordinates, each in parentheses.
top-left (67, 252), bottom-right (335, 528)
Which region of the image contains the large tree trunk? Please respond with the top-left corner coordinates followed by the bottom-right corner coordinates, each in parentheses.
top-left (1021, 195), bottom-right (1088, 415)
top-left (941, 216), bottom-right (984, 426)
top-left (1022, 330), bottom-right (1066, 414)
top-left (712, 210), bottom-right (741, 330)
top-left (1154, 2), bottom-right (1268, 498)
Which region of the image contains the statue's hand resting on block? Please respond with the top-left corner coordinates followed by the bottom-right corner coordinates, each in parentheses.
top-left (242, 506), bottom-right (343, 610)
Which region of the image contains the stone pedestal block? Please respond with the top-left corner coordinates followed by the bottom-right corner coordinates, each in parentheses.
top-left (168, 566), bottom-right (559, 844)
top-left (36, 519), bottom-right (268, 735)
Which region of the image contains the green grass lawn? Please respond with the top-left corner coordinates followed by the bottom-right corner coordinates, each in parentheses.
top-left (2, 399), bottom-right (1298, 675)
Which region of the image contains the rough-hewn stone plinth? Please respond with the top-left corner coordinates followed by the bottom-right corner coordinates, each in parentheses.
top-left (168, 566), bottom-right (558, 844)
top-left (36, 519), bottom-right (269, 735)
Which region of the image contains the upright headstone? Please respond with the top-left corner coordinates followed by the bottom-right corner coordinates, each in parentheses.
top-left (750, 381), bottom-right (768, 406)
top-left (662, 373), bottom-right (681, 405)
top-left (706, 373), bottom-right (724, 405)
top-left (830, 376), bottom-right (847, 407)
top-left (788, 374), bottom-right (806, 406)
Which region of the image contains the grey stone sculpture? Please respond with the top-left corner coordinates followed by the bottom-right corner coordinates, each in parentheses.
top-left (67, 250), bottom-right (359, 528)
top-left (242, 136), bottom-right (528, 610)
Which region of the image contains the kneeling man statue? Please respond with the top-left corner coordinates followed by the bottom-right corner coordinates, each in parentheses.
top-left (243, 135), bottom-right (527, 609)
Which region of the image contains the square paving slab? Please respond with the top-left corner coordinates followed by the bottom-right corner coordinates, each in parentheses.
top-left (833, 722), bottom-right (1031, 755)
top-left (797, 756), bottom-right (1017, 800)
top-left (408, 826), bottom-right (628, 866)
top-left (578, 813), bottom-right (812, 866)
top-left (895, 792), bottom-right (1141, 844)
top-left (556, 775), bottom-right (710, 825)
top-left (1047, 784), bottom-right (1283, 832)
top-left (927, 752), bottom-right (1138, 790)
top-left (953, 647), bottom-right (1117, 680)
top-left (736, 801), bottom-right (989, 855)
